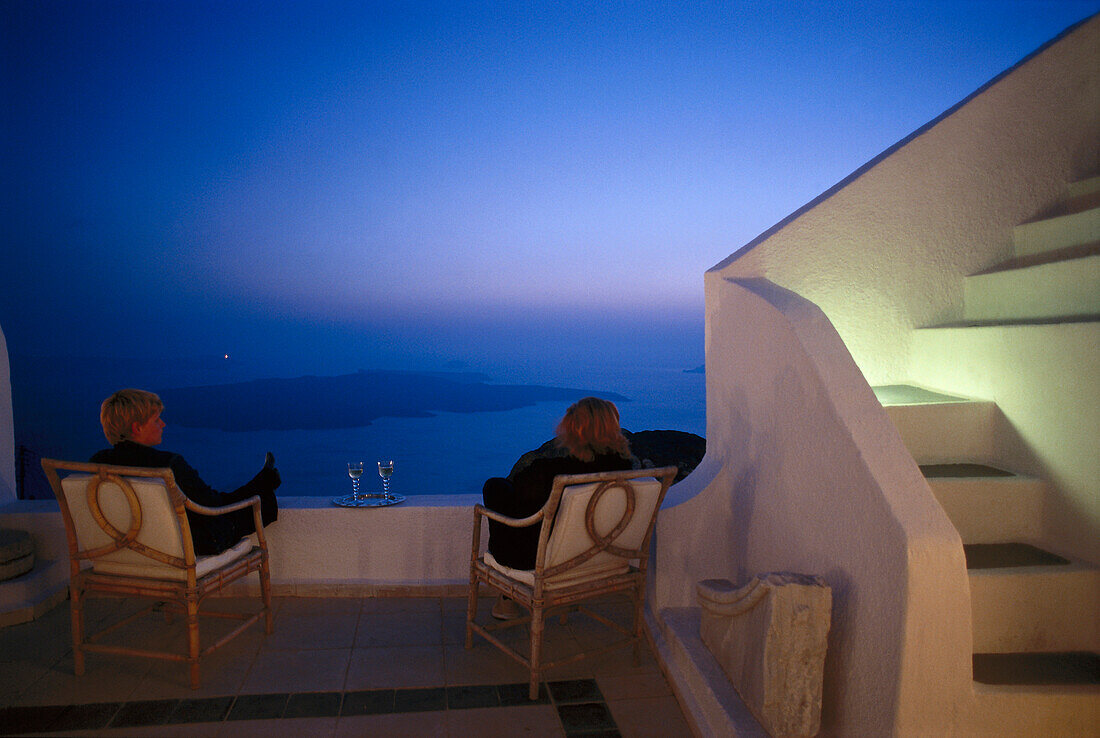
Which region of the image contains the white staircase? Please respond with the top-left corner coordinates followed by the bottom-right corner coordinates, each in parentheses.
top-left (875, 175), bottom-right (1100, 733)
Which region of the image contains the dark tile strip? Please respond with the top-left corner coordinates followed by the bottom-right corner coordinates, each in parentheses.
top-left (548, 678), bottom-right (604, 704)
top-left (497, 681), bottom-right (549, 705)
top-left (341, 689), bottom-right (395, 716)
top-left (446, 684), bottom-right (499, 710)
top-left (167, 696), bottom-right (234, 724)
top-left (0, 704), bottom-right (71, 735)
top-left (110, 698), bottom-right (178, 728)
top-left (546, 678), bottom-right (622, 737)
top-left (50, 701), bottom-right (122, 732)
top-left (556, 701), bottom-right (620, 736)
top-left (0, 679), bottom-right (624, 734)
top-left (285, 691), bottom-right (343, 718)
top-left (393, 686), bottom-right (447, 713)
top-left (227, 692), bottom-right (289, 721)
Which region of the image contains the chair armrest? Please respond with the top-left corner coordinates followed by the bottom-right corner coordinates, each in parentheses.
top-left (473, 503), bottom-right (543, 528)
top-left (183, 495), bottom-right (261, 517)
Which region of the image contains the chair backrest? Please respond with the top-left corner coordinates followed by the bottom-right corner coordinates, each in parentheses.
top-left (42, 460), bottom-right (194, 580)
top-left (537, 467), bottom-right (676, 587)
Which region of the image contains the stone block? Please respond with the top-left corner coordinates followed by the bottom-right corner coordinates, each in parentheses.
top-left (697, 573), bottom-right (831, 738)
top-left (0, 528), bottom-right (35, 581)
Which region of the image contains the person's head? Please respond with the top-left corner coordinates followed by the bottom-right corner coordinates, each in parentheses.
top-left (555, 397), bottom-right (630, 462)
top-left (100, 389), bottom-right (165, 446)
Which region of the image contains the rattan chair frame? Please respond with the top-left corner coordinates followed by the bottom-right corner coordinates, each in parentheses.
top-left (41, 459), bottom-right (273, 689)
top-left (465, 466), bottom-right (677, 699)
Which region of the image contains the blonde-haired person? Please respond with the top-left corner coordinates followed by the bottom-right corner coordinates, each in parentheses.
top-left (481, 397), bottom-right (633, 619)
top-left (91, 388), bottom-right (280, 556)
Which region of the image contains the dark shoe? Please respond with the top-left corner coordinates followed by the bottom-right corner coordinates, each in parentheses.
top-left (263, 452), bottom-right (276, 470)
top-left (491, 595), bottom-right (521, 620)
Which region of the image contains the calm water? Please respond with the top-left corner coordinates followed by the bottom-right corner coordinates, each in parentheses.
top-left (14, 357), bottom-right (704, 498)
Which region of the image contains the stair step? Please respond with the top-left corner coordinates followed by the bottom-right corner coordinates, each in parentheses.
top-left (965, 543), bottom-right (1070, 570)
top-left (1013, 206), bottom-right (1100, 256)
top-left (921, 463), bottom-right (1013, 478)
top-left (920, 314), bottom-right (1100, 329)
top-left (881, 397), bottom-right (998, 464)
top-left (963, 245), bottom-right (1100, 321)
top-left (1066, 174), bottom-right (1100, 202)
top-left (873, 384), bottom-right (968, 405)
top-left (969, 548), bottom-right (1100, 653)
top-left (928, 476), bottom-right (1045, 544)
top-left (973, 652), bottom-right (1100, 686)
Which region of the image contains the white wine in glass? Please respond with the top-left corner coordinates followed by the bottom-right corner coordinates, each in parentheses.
top-left (348, 462), bottom-right (364, 501)
top-left (378, 460), bottom-right (394, 499)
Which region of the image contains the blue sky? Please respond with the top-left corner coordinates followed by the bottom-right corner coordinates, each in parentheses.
top-left (2, 0), bottom-right (1097, 377)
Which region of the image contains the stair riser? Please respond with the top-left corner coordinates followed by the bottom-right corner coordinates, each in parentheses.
top-left (969, 566), bottom-right (1100, 653)
top-left (963, 254), bottom-right (1100, 321)
top-left (972, 687), bottom-right (1100, 738)
top-left (929, 478), bottom-right (1045, 543)
top-left (883, 402), bottom-right (997, 464)
top-left (1013, 207), bottom-right (1100, 256)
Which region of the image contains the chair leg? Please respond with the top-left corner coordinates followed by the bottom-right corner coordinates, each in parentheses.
top-left (465, 576), bottom-right (479, 649)
top-left (260, 557), bottom-right (274, 635)
top-left (186, 598), bottom-right (201, 689)
top-left (70, 584), bottom-right (85, 676)
top-left (529, 606), bottom-right (544, 700)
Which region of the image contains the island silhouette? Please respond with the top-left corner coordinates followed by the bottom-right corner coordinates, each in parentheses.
top-left (157, 370), bottom-right (630, 432)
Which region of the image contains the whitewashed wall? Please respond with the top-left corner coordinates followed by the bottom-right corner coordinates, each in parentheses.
top-left (653, 277), bottom-right (970, 735)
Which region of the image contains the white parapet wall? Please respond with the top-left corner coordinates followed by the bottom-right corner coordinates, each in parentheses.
top-left (652, 277), bottom-right (972, 735)
top-left (0, 494), bottom-right (485, 598)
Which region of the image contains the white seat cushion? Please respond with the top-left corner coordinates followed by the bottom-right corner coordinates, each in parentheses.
top-left (482, 476), bottom-right (660, 592)
top-left (61, 473), bottom-right (253, 581)
top-left (94, 536), bottom-right (254, 581)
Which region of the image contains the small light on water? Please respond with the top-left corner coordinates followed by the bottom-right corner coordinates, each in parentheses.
top-left (224, 354), bottom-right (230, 360)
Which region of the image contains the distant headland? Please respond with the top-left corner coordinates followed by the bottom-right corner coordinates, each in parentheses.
top-left (158, 370), bottom-right (629, 432)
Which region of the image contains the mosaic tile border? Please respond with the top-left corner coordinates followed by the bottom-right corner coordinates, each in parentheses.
top-left (0, 678), bottom-right (620, 736)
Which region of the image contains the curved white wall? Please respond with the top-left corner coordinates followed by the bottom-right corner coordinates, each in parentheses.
top-left (654, 277), bottom-right (970, 735)
top-left (712, 16), bottom-right (1099, 386)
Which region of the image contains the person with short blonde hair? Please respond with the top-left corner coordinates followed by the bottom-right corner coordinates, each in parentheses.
top-left (91, 388), bottom-right (280, 555)
top-left (481, 397), bottom-right (634, 618)
top-left (99, 388), bottom-right (164, 445)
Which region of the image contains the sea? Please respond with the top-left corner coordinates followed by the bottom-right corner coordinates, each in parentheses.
top-left (11, 355), bottom-right (705, 500)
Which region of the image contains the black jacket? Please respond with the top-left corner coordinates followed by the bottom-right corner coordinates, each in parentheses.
top-left (483, 451), bottom-right (632, 569)
top-left (90, 441), bottom-right (278, 555)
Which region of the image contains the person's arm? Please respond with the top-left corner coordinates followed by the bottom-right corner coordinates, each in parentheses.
top-left (507, 459), bottom-right (559, 518)
top-left (167, 455), bottom-right (230, 508)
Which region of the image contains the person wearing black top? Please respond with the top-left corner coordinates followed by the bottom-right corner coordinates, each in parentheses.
top-left (91, 388), bottom-right (280, 556)
top-left (482, 397), bottom-right (633, 618)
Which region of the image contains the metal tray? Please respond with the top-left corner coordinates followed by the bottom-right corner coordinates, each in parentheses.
top-left (332, 493), bottom-right (406, 508)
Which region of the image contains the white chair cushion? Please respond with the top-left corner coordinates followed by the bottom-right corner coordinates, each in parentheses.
top-left (61, 474), bottom-right (253, 581)
top-left (542, 477), bottom-right (660, 580)
top-left (482, 476), bottom-right (660, 591)
top-left (92, 536), bottom-right (254, 580)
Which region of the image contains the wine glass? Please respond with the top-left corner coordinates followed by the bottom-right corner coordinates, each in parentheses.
top-left (378, 460), bottom-right (394, 499)
top-left (348, 462), bottom-right (364, 501)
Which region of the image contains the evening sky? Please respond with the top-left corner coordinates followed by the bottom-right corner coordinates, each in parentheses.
top-left (3, 0), bottom-right (1096, 377)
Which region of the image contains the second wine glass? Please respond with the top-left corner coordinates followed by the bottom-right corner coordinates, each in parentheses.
top-left (378, 460), bottom-right (394, 499)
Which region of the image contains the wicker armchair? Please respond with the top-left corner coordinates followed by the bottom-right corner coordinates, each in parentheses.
top-left (41, 459), bottom-right (273, 689)
top-left (465, 466), bottom-right (677, 699)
